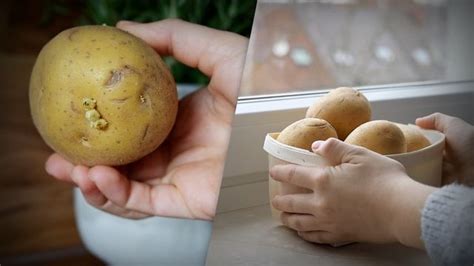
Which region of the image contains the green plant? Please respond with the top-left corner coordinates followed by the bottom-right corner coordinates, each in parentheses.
top-left (42, 0), bottom-right (256, 84)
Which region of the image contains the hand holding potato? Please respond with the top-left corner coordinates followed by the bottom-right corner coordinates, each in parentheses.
top-left (45, 19), bottom-right (248, 220)
top-left (270, 138), bottom-right (436, 248)
top-left (416, 113), bottom-right (474, 186)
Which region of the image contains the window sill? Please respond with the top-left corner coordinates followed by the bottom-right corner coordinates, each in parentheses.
top-left (217, 80), bottom-right (474, 213)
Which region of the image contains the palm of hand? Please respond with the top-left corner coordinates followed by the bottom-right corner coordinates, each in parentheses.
top-left (125, 88), bottom-right (227, 219)
top-left (47, 86), bottom-right (230, 220)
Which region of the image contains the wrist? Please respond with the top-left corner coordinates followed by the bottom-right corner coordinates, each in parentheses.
top-left (387, 176), bottom-right (437, 249)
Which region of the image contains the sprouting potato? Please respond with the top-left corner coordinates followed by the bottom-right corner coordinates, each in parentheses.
top-left (29, 25), bottom-right (178, 166)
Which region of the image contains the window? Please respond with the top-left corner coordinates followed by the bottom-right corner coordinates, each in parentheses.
top-left (239, 0), bottom-right (474, 96)
top-left (218, 0), bottom-right (474, 213)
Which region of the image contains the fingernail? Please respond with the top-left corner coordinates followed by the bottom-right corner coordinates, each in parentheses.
top-left (70, 168), bottom-right (79, 183)
top-left (271, 198), bottom-right (279, 208)
top-left (269, 166), bottom-right (279, 178)
top-left (71, 173), bottom-right (78, 183)
top-left (44, 162), bottom-right (53, 176)
top-left (117, 20), bottom-right (139, 26)
top-left (270, 172), bottom-right (279, 181)
top-left (312, 140), bottom-right (324, 151)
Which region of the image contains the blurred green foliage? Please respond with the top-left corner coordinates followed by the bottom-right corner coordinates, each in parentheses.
top-left (42, 0), bottom-right (256, 84)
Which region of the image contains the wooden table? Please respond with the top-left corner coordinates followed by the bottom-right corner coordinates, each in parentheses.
top-left (0, 54), bottom-right (103, 265)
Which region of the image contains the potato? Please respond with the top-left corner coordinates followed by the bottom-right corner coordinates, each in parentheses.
top-left (274, 118), bottom-right (337, 203)
top-left (276, 118), bottom-right (338, 151)
top-left (345, 120), bottom-right (407, 155)
top-left (29, 25), bottom-right (178, 166)
top-left (397, 124), bottom-right (431, 152)
top-left (306, 87), bottom-right (371, 140)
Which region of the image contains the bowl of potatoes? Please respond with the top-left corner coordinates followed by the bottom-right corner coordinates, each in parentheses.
top-left (263, 87), bottom-right (445, 219)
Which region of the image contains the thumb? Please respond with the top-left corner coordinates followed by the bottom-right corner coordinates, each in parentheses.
top-left (115, 19), bottom-right (247, 76)
top-left (415, 112), bottom-right (451, 133)
top-left (115, 19), bottom-right (247, 107)
top-left (312, 138), bottom-right (357, 165)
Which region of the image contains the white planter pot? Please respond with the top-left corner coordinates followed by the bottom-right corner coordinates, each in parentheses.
top-left (74, 189), bottom-right (212, 266)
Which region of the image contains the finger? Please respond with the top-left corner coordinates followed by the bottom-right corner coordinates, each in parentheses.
top-left (71, 165), bottom-right (108, 207)
top-left (312, 138), bottom-right (359, 165)
top-left (89, 166), bottom-right (194, 218)
top-left (99, 201), bottom-right (150, 219)
top-left (270, 164), bottom-right (326, 190)
top-left (297, 231), bottom-right (341, 244)
top-left (281, 212), bottom-right (322, 232)
top-left (116, 19), bottom-right (247, 106)
top-left (415, 112), bottom-right (453, 132)
top-left (89, 166), bottom-right (148, 212)
top-left (71, 164), bottom-right (149, 218)
top-left (272, 194), bottom-right (314, 214)
top-left (45, 153), bottom-right (74, 183)
top-left (117, 19), bottom-right (245, 77)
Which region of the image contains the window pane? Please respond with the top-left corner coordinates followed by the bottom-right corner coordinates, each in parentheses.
top-left (240, 0), bottom-right (474, 96)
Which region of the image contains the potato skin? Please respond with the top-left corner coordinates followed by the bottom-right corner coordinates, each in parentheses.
top-left (277, 118), bottom-right (338, 151)
top-left (397, 124), bottom-right (431, 152)
top-left (306, 87), bottom-right (371, 140)
top-left (29, 25), bottom-right (178, 166)
top-left (345, 120), bottom-right (407, 155)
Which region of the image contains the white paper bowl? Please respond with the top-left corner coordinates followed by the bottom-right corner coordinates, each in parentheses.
top-left (263, 128), bottom-right (445, 219)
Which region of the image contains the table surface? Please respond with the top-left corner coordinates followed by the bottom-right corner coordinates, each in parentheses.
top-left (206, 204), bottom-right (432, 266)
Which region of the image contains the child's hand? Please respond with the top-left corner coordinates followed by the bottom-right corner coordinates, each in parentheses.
top-left (416, 112), bottom-right (474, 186)
top-left (270, 138), bottom-right (436, 248)
top-left (45, 19), bottom-right (248, 220)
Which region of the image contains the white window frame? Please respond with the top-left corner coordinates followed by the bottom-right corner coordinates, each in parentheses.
top-left (217, 80), bottom-right (474, 213)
